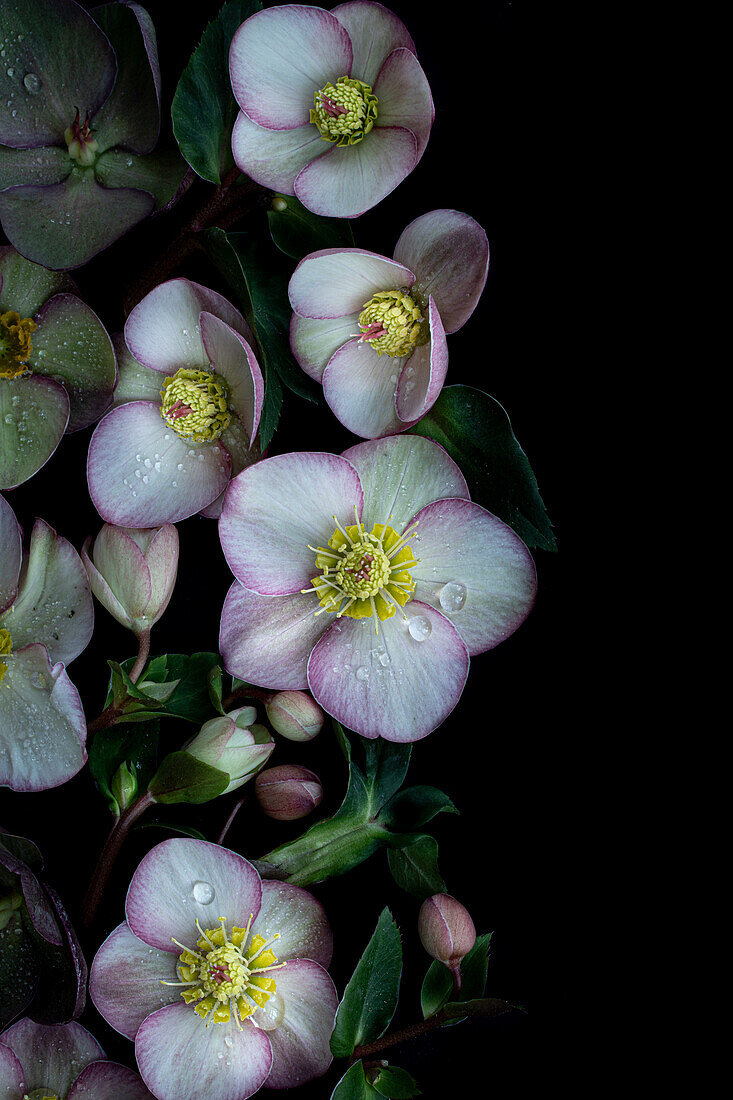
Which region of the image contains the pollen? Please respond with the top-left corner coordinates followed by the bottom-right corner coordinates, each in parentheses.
top-left (311, 76), bottom-right (378, 146)
top-left (0, 628), bottom-right (11, 685)
top-left (357, 290), bottom-right (425, 358)
top-left (0, 311), bottom-right (37, 380)
top-left (160, 368), bottom-right (230, 443)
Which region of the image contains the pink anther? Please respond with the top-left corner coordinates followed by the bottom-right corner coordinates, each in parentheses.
top-left (321, 95), bottom-right (348, 117)
top-left (359, 322), bottom-right (387, 343)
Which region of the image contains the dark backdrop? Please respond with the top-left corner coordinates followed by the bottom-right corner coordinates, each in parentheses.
top-left (3, 1), bottom-right (554, 1094)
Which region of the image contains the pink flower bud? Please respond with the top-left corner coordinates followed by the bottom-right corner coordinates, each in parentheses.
top-left (266, 691), bottom-right (324, 741)
top-left (82, 524), bottom-right (178, 637)
top-left (255, 765), bottom-right (323, 821)
top-left (418, 894), bottom-right (476, 966)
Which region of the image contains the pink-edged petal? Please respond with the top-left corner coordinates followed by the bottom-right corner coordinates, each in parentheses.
top-left (295, 126), bottom-right (417, 219)
top-left (322, 339), bottom-right (405, 438)
top-left (220, 583), bottom-right (327, 691)
top-left (251, 882), bottom-right (332, 967)
top-left (341, 434), bottom-right (469, 532)
top-left (0, 491), bottom-right (22, 615)
top-left (0, 244), bottom-right (73, 317)
top-left (67, 1060), bottom-right (155, 1100)
top-left (0, 1019), bottom-right (103, 1096)
top-left (231, 112), bottom-right (328, 194)
top-left (264, 959), bottom-right (337, 1089)
top-left (87, 402), bottom-right (231, 527)
top-left (410, 499), bottom-right (537, 656)
top-left (289, 249), bottom-right (414, 320)
top-left (229, 5), bottom-right (352, 129)
top-left (0, 644), bottom-right (86, 792)
top-left (395, 296), bottom-right (448, 424)
top-left (1, 518), bottom-right (93, 665)
top-left (0, 374), bottom-right (69, 490)
top-left (331, 1), bottom-right (416, 86)
top-left (289, 311), bottom-right (358, 381)
top-left (135, 1002), bottom-right (272, 1100)
top-left (89, 525), bottom-right (152, 619)
top-left (90, 922), bottom-right (180, 1041)
top-left (373, 48), bottom-right (433, 161)
top-left (111, 334), bottom-right (164, 407)
top-left (0, 1042), bottom-right (23, 1096)
top-left (125, 278), bottom-right (247, 376)
top-left (219, 452), bottom-right (363, 594)
top-left (393, 210), bottom-right (490, 332)
top-left (308, 601), bottom-right (469, 742)
top-left (125, 839), bottom-right (262, 952)
top-left (200, 312), bottom-right (263, 446)
top-left (199, 417), bottom-right (262, 520)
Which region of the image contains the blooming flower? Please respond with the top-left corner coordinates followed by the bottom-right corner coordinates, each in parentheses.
top-left (0, 0), bottom-right (183, 270)
top-left (87, 279), bottom-right (264, 527)
top-left (0, 493), bottom-right (93, 791)
top-left (218, 435), bottom-right (537, 742)
top-left (0, 1018), bottom-right (154, 1099)
top-left (229, 2), bottom-right (433, 218)
top-left (90, 838), bottom-right (337, 1099)
top-left (0, 246), bottom-right (116, 489)
top-left (186, 707), bottom-right (275, 795)
top-left (289, 209), bottom-right (489, 438)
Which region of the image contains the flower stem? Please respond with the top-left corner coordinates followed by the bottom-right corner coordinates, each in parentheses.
top-left (217, 795), bottom-right (248, 845)
top-left (351, 999), bottom-right (521, 1062)
top-left (129, 630), bottom-right (151, 684)
top-left (86, 631), bottom-right (151, 734)
top-left (82, 790), bottom-right (155, 928)
top-left (221, 685), bottom-right (274, 710)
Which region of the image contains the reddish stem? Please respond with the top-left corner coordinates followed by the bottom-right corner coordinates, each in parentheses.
top-left (82, 791), bottom-right (155, 927)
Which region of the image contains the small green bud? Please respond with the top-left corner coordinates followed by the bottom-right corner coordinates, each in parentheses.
top-left (110, 760), bottom-right (138, 815)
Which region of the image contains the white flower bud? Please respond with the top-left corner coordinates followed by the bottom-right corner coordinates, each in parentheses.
top-left (82, 524), bottom-right (179, 637)
top-left (186, 711), bottom-right (274, 795)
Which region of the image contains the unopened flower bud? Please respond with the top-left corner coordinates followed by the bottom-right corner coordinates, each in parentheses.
top-left (82, 523), bottom-right (179, 637)
top-left (110, 760), bottom-right (137, 815)
top-left (266, 691), bottom-right (324, 742)
top-left (255, 765), bottom-right (323, 821)
top-left (186, 709), bottom-right (274, 795)
top-left (418, 893), bottom-right (476, 967)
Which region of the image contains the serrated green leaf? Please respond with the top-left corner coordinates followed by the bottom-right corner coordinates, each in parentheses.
top-left (330, 908), bottom-right (402, 1058)
top-left (148, 751), bottom-right (229, 805)
top-left (362, 738), bottom-right (411, 814)
top-left (268, 194), bottom-right (355, 261)
top-left (171, 0), bottom-right (262, 183)
top-left (372, 1066), bottom-right (421, 1098)
top-left (387, 834), bottom-right (445, 898)
top-left (409, 385), bottom-right (556, 551)
top-left (378, 786), bottom-right (458, 830)
top-left (330, 1061), bottom-right (379, 1100)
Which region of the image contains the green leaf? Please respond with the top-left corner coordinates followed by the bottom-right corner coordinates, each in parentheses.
top-left (171, 0), bottom-right (262, 183)
top-left (88, 720), bottom-right (160, 815)
top-left (333, 719), bottom-right (352, 763)
top-left (330, 908), bottom-right (402, 1058)
top-left (421, 933), bottom-right (493, 1020)
top-left (104, 653), bottom-right (222, 725)
top-left (148, 751), bottom-right (229, 805)
top-left (372, 1066), bottom-right (422, 1098)
top-left (268, 194), bottom-right (355, 261)
top-left (387, 834), bottom-right (445, 898)
top-left (362, 738), bottom-right (411, 814)
top-left (378, 786), bottom-right (458, 830)
top-left (420, 959), bottom-right (453, 1019)
top-left (409, 385), bottom-right (556, 551)
top-left (207, 664), bottom-right (226, 715)
top-left (0, 912), bottom-right (39, 1028)
top-left (330, 1061), bottom-right (379, 1100)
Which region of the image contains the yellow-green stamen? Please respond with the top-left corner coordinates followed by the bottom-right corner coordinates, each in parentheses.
top-left (357, 290), bottom-right (425, 358)
top-left (0, 628), bottom-right (12, 685)
top-left (311, 76), bottom-right (378, 146)
top-left (160, 368), bottom-right (230, 443)
top-left (0, 311), bottom-right (37, 380)
top-left (64, 108), bottom-right (99, 167)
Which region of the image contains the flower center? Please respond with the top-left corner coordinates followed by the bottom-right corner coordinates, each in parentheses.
top-left (311, 76), bottom-right (378, 146)
top-left (303, 507), bottom-right (419, 627)
top-left (164, 916), bottom-right (285, 1030)
top-left (0, 628), bottom-right (12, 685)
top-left (64, 108), bottom-right (99, 167)
top-left (160, 368), bottom-right (230, 443)
top-left (23, 1092), bottom-right (60, 1100)
top-left (357, 290), bottom-right (425, 358)
top-left (0, 311), bottom-right (37, 380)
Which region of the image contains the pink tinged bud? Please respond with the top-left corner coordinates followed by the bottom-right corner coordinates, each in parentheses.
top-left (418, 894), bottom-right (476, 966)
top-left (186, 713), bottom-right (274, 795)
top-left (82, 523), bottom-right (179, 637)
top-left (255, 765), bottom-right (323, 821)
top-left (266, 690), bottom-right (324, 742)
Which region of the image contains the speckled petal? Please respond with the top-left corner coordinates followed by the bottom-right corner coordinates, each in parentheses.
top-left (264, 960), bottom-right (337, 1089)
top-left (0, 144), bottom-right (71, 192)
top-left (0, 1018), bottom-right (103, 1097)
top-left (0, 491), bottom-right (22, 615)
top-left (89, 922), bottom-right (180, 1041)
top-left (331, 1), bottom-right (416, 85)
top-left (251, 881), bottom-right (333, 967)
top-left (0, 374), bottom-right (69, 491)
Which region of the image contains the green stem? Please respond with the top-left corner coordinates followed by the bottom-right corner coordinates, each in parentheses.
top-left (87, 631), bottom-right (151, 734)
top-left (82, 790), bottom-right (155, 928)
top-left (351, 999), bottom-right (520, 1062)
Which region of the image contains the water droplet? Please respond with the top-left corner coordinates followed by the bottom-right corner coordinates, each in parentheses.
top-left (356, 666), bottom-right (370, 681)
top-left (191, 880), bottom-right (215, 904)
top-left (439, 581), bottom-right (467, 613)
top-left (255, 991), bottom-right (285, 1030)
top-left (23, 72), bottom-right (41, 94)
top-left (408, 615), bottom-right (432, 641)
top-left (379, 653), bottom-right (390, 667)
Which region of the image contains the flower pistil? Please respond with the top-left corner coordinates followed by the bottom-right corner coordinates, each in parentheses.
top-left (160, 368), bottom-right (230, 442)
top-left (311, 77), bottom-right (378, 145)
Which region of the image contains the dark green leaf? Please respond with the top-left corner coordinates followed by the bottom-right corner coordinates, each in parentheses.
top-left (148, 751), bottom-right (229, 805)
top-left (362, 738), bottom-right (411, 814)
top-left (330, 1061), bottom-right (379, 1100)
top-left (387, 834), bottom-right (445, 898)
top-left (207, 664), bottom-right (226, 715)
top-left (137, 821), bottom-right (208, 841)
top-left (372, 1066), bottom-right (422, 1098)
top-left (420, 959), bottom-right (453, 1019)
top-left (0, 912), bottom-right (39, 1029)
top-left (171, 0), bottom-right (262, 183)
top-left (88, 720), bottom-right (160, 815)
top-left (330, 908), bottom-right (402, 1058)
top-left (268, 193), bottom-right (355, 261)
top-left (378, 786), bottom-right (458, 830)
top-left (104, 653), bottom-right (222, 725)
top-left (409, 385), bottom-right (556, 551)
top-left (420, 933), bottom-right (493, 1020)
top-left (333, 719), bottom-right (352, 763)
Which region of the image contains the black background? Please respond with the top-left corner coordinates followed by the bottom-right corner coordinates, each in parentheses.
top-left (2, 0), bottom-right (556, 1094)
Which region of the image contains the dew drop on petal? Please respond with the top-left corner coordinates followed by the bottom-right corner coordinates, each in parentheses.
top-left (356, 666), bottom-right (370, 681)
top-left (255, 991), bottom-right (285, 1030)
top-left (439, 582), bottom-right (467, 613)
top-left (191, 880), bottom-right (215, 904)
top-left (408, 615), bottom-right (432, 641)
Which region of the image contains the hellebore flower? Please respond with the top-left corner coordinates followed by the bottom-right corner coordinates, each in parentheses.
top-left (218, 435), bottom-right (537, 742)
top-left (90, 838), bottom-right (338, 1098)
top-left (0, 1017), bottom-right (154, 1099)
top-left (255, 765), bottom-right (323, 821)
top-left (0, 493), bottom-right (93, 791)
top-left (0, 0), bottom-right (184, 270)
top-left (229, 2), bottom-right (433, 218)
top-left (0, 246), bottom-right (116, 489)
top-left (82, 523), bottom-right (179, 638)
top-left (87, 279), bottom-right (264, 527)
top-left (266, 690), bottom-right (324, 742)
top-left (418, 893), bottom-right (476, 971)
top-left (289, 209), bottom-right (489, 438)
top-left (186, 707), bottom-right (275, 795)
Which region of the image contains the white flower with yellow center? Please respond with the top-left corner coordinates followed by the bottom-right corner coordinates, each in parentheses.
top-left (90, 839), bottom-right (337, 1100)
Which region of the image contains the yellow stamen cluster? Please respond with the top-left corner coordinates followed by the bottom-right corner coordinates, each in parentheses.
top-left (23, 1092), bottom-right (60, 1100)
top-left (358, 290), bottom-right (424, 358)
top-left (0, 628), bottom-right (11, 685)
top-left (303, 507), bottom-right (419, 629)
top-left (165, 916), bottom-right (285, 1029)
top-left (311, 76), bottom-right (378, 146)
top-left (0, 311), bottom-right (37, 380)
top-left (160, 368), bottom-right (230, 443)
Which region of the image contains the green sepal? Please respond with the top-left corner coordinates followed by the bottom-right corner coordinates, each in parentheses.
top-left (88, 719), bottom-right (160, 816)
top-left (268, 194), bottom-right (355, 261)
top-left (421, 932), bottom-right (493, 1020)
top-left (330, 908), bottom-right (402, 1058)
top-left (386, 833), bottom-right (446, 898)
top-left (0, 910), bottom-right (39, 1028)
top-left (147, 750), bottom-right (229, 805)
top-left (330, 1061), bottom-right (379, 1099)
